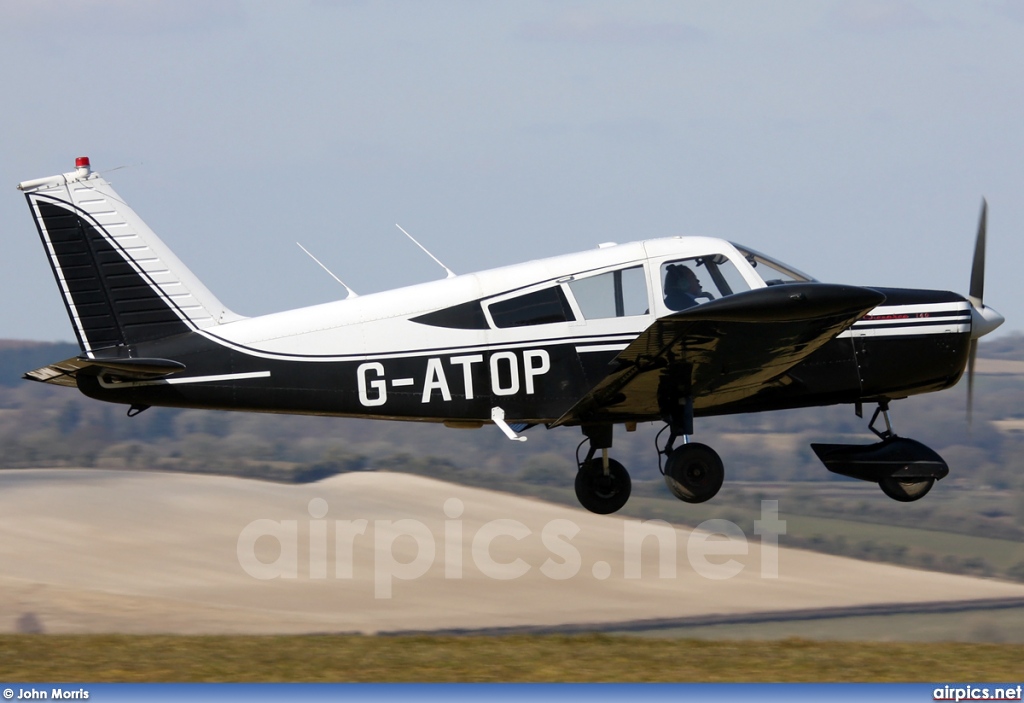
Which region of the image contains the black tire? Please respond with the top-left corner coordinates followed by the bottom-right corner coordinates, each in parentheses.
top-left (575, 458), bottom-right (631, 515)
top-left (879, 476), bottom-right (935, 502)
top-left (664, 443), bottom-right (724, 504)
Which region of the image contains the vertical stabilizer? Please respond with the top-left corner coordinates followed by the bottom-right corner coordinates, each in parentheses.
top-left (18, 158), bottom-right (243, 354)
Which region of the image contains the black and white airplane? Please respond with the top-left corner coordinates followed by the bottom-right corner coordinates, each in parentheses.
top-left (16, 157), bottom-right (1004, 514)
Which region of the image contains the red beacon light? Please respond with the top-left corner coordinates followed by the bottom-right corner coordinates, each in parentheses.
top-left (74, 156), bottom-right (91, 178)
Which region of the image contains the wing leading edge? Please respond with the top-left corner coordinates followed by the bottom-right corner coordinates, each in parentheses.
top-left (552, 283), bottom-right (886, 426)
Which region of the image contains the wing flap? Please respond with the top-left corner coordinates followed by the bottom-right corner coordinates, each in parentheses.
top-left (552, 283), bottom-right (885, 426)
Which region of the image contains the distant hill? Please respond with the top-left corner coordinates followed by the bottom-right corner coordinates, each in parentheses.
top-left (975, 333), bottom-right (1024, 361)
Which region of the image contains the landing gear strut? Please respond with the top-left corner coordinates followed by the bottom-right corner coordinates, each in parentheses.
top-left (811, 400), bottom-right (946, 503)
top-left (574, 424), bottom-right (631, 515)
top-left (657, 397), bottom-right (724, 504)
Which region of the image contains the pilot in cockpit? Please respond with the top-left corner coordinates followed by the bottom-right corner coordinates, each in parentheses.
top-left (663, 263), bottom-right (708, 311)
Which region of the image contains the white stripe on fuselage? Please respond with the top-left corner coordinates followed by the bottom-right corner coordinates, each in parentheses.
top-left (97, 370), bottom-right (271, 389)
top-left (200, 326), bottom-right (642, 363)
top-left (854, 301), bottom-right (970, 319)
top-left (839, 323), bottom-right (971, 338)
top-left (839, 301), bottom-right (971, 338)
top-left (576, 343), bottom-right (630, 353)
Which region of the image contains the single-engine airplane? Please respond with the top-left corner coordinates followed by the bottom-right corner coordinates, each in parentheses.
top-left (16, 158), bottom-right (1004, 513)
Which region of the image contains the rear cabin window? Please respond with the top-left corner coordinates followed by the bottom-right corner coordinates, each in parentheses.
top-left (568, 266), bottom-right (648, 319)
top-left (488, 286), bottom-right (575, 328)
top-left (410, 300), bottom-right (489, 329)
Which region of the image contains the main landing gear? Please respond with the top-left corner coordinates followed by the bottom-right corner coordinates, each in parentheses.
top-left (658, 430), bottom-right (725, 504)
top-left (574, 425), bottom-right (631, 514)
top-left (656, 395), bottom-right (725, 504)
top-left (811, 401), bottom-right (949, 503)
top-left (574, 397), bottom-right (727, 515)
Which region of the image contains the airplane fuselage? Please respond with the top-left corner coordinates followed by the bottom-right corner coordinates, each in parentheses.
top-left (74, 283), bottom-right (972, 426)
top-left (18, 157), bottom-right (996, 512)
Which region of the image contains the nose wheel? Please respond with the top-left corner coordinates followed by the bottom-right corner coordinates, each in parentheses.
top-left (879, 475), bottom-right (935, 502)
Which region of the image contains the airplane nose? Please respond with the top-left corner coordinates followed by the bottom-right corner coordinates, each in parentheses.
top-left (970, 303), bottom-right (1004, 340)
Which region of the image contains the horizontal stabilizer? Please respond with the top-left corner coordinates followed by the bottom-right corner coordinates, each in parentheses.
top-left (24, 355), bottom-right (186, 387)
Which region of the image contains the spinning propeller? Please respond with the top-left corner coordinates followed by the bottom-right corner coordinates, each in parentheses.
top-left (966, 199), bottom-right (1005, 424)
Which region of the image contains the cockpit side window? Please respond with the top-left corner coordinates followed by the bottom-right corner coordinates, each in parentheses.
top-left (661, 255), bottom-right (750, 311)
top-left (567, 265), bottom-right (648, 320)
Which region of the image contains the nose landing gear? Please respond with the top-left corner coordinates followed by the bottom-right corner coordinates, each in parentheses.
top-left (811, 401), bottom-right (947, 503)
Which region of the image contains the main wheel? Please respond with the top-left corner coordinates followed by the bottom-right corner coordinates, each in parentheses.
top-left (575, 458), bottom-right (631, 514)
top-left (879, 476), bottom-right (935, 502)
top-left (664, 443), bottom-right (724, 504)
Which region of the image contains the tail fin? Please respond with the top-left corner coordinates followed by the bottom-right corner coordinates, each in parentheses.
top-left (18, 157), bottom-right (242, 354)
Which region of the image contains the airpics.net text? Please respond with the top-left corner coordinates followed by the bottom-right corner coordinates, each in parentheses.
top-left (237, 499), bottom-right (786, 599)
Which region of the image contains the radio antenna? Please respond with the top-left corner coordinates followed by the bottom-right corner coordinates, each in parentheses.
top-left (296, 242), bottom-right (358, 299)
top-left (396, 224), bottom-right (456, 279)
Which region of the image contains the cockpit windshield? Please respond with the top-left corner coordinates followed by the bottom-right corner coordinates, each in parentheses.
top-left (733, 244), bottom-right (816, 286)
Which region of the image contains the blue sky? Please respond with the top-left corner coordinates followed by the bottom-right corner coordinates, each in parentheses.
top-left (2, 0), bottom-right (1022, 341)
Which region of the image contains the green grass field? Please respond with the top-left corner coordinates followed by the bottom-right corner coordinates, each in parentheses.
top-left (1, 635), bottom-right (1022, 682)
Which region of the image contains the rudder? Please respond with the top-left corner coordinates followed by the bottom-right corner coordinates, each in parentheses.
top-left (19, 157), bottom-right (242, 353)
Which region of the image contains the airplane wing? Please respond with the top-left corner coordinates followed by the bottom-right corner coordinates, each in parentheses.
top-left (551, 283), bottom-right (886, 427)
top-left (24, 356), bottom-right (186, 388)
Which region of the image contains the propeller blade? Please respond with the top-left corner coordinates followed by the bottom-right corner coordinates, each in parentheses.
top-left (964, 199), bottom-right (1003, 427)
top-left (969, 198), bottom-right (987, 306)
